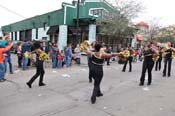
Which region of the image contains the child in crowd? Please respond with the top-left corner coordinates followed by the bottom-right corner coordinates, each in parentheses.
top-left (57, 50), bottom-right (63, 69)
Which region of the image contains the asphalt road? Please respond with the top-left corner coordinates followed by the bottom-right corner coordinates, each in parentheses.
top-left (1, 55), bottom-right (175, 116)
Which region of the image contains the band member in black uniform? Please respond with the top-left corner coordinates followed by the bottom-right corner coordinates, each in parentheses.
top-left (139, 42), bottom-right (159, 86)
top-left (86, 42), bottom-right (119, 104)
top-left (26, 42), bottom-right (46, 88)
top-left (155, 47), bottom-right (162, 71)
top-left (87, 42), bottom-right (96, 83)
top-left (122, 45), bottom-right (135, 72)
top-left (162, 42), bottom-right (175, 77)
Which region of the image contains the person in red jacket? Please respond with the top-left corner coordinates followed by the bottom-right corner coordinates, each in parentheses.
top-left (0, 40), bottom-right (13, 82)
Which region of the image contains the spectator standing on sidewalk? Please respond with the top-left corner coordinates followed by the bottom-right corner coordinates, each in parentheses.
top-left (50, 43), bottom-right (58, 68)
top-left (74, 44), bottom-right (81, 65)
top-left (65, 44), bottom-right (72, 67)
top-left (57, 50), bottom-right (63, 69)
top-left (0, 40), bottom-right (13, 82)
top-left (16, 42), bottom-right (22, 68)
top-left (4, 50), bottom-right (13, 74)
top-left (21, 40), bottom-right (32, 70)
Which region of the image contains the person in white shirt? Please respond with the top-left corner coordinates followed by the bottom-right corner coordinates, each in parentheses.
top-left (74, 44), bottom-right (81, 65)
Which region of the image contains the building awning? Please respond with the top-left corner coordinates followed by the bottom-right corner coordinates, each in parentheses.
top-left (46, 25), bottom-right (59, 35)
top-left (73, 18), bottom-right (96, 24)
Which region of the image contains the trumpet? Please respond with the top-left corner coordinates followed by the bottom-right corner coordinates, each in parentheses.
top-left (80, 40), bottom-right (91, 52)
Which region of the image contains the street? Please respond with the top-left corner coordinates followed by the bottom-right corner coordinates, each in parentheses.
top-left (0, 55), bottom-right (175, 116)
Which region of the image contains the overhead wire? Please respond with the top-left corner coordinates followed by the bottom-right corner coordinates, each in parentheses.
top-left (0, 4), bottom-right (26, 19)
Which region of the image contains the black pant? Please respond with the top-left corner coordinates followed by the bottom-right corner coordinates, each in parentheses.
top-left (140, 60), bottom-right (154, 84)
top-left (155, 58), bottom-right (162, 71)
top-left (163, 58), bottom-right (172, 76)
top-left (122, 56), bottom-right (133, 72)
top-left (17, 54), bottom-right (22, 67)
top-left (88, 57), bottom-right (93, 82)
top-left (28, 62), bottom-right (45, 85)
top-left (106, 58), bottom-right (110, 65)
top-left (91, 63), bottom-right (103, 97)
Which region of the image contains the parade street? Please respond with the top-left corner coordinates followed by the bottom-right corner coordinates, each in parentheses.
top-left (1, 55), bottom-right (175, 116)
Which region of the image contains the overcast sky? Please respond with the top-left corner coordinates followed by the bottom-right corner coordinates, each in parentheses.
top-left (0, 0), bottom-right (175, 28)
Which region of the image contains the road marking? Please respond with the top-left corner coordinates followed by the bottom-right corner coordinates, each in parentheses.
top-left (103, 106), bottom-right (107, 109)
top-left (143, 87), bottom-right (149, 91)
top-left (81, 68), bottom-right (86, 71)
top-left (61, 74), bottom-right (70, 78)
top-left (14, 69), bottom-right (21, 73)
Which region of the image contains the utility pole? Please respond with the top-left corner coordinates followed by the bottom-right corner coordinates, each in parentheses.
top-left (76, 0), bottom-right (80, 44)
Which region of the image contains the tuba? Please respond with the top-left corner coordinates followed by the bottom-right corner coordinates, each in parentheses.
top-left (80, 40), bottom-right (91, 52)
top-left (118, 50), bottom-right (130, 60)
top-left (36, 49), bottom-right (49, 61)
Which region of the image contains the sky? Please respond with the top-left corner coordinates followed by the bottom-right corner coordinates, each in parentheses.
top-left (0, 0), bottom-right (175, 28)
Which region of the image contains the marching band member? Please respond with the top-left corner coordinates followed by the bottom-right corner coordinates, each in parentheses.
top-left (155, 47), bottom-right (162, 71)
top-left (26, 42), bottom-right (48, 88)
top-left (87, 41), bottom-right (96, 83)
top-left (86, 42), bottom-right (120, 104)
top-left (122, 44), bottom-right (135, 72)
top-left (162, 42), bottom-right (175, 77)
top-left (139, 42), bottom-right (159, 86)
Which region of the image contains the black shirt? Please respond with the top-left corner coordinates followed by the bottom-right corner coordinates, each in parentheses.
top-left (143, 49), bottom-right (153, 61)
top-left (91, 53), bottom-right (104, 66)
top-left (165, 49), bottom-right (172, 59)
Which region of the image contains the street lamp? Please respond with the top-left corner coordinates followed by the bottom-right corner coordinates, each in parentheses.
top-left (76, 0), bottom-right (80, 44)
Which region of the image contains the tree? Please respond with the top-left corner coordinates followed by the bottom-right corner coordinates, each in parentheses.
top-left (147, 18), bottom-right (162, 40)
top-left (97, 0), bottom-right (144, 48)
top-left (157, 36), bottom-right (175, 43)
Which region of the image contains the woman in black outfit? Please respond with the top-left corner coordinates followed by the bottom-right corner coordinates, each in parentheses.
top-left (139, 42), bottom-right (159, 86)
top-left (86, 42), bottom-right (119, 104)
top-left (155, 47), bottom-right (162, 71)
top-left (26, 42), bottom-right (46, 88)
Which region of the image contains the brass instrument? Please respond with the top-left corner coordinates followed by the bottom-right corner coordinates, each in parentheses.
top-left (157, 42), bottom-right (174, 58)
top-left (151, 46), bottom-right (159, 61)
top-left (152, 54), bottom-right (159, 61)
top-left (161, 47), bottom-right (175, 59)
top-left (172, 52), bottom-right (175, 59)
top-left (161, 46), bottom-right (168, 58)
top-left (118, 50), bottom-right (130, 60)
top-left (24, 51), bottom-right (31, 58)
top-left (36, 49), bottom-right (49, 61)
top-left (80, 40), bottom-right (91, 52)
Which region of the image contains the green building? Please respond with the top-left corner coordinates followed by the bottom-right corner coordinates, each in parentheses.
top-left (1, 0), bottom-right (116, 50)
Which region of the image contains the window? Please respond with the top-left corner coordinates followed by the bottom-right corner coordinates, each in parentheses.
top-left (36, 28), bottom-right (38, 39)
top-left (11, 32), bottom-right (13, 40)
top-left (89, 9), bottom-right (103, 17)
top-left (15, 32), bottom-right (17, 40)
top-left (43, 23), bottom-right (47, 31)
